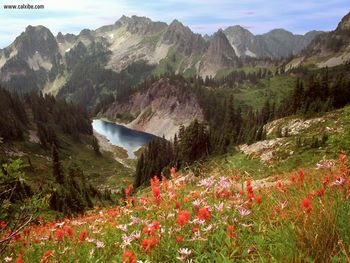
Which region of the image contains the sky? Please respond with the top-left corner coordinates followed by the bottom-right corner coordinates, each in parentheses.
top-left (0, 0), bottom-right (349, 48)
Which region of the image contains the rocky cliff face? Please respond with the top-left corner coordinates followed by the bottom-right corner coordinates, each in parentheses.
top-left (224, 26), bottom-right (259, 57)
top-left (201, 30), bottom-right (239, 76)
top-left (104, 78), bottom-right (204, 139)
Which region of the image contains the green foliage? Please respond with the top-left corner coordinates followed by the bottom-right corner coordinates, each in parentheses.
top-left (49, 161), bottom-right (94, 215)
top-left (278, 69), bottom-right (350, 118)
top-left (135, 120), bottom-right (210, 188)
top-left (26, 91), bottom-right (92, 147)
top-left (0, 88), bottom-right (28, 141)
top-left (0, 157), bottom-right (48, 254)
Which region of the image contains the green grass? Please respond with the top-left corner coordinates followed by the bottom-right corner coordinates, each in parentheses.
top-left (235, 75), bottom-right (296, 110)
top-left (5, 152), bottom-right (350, 262)
top-left (203, 105), bottom-right (350, 181)
top-left (7, 133), bottom-right (135, 194)
top-left (153, 49), bottom-right (185, 76)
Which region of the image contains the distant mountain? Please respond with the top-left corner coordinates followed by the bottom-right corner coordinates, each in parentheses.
top-left (224, 26), bottom-right (323, 59)
top-left (0, 25), bottom-right (62, 92)
top-left (201, 30), bottom-right (240, 76)
top-left (288, 11), bottom-right (350, 69)
top-left (0, 15), bottom-right (323, 105)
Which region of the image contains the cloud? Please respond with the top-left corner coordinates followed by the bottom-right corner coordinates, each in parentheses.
top-left (0, 0), bottom-right (349, 47)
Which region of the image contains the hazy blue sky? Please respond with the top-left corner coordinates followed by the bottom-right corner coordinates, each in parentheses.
top-left (1, 0), bottom-right (349, 47)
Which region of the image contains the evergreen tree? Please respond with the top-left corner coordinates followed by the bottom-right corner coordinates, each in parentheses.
top-left (52, 145), bottom-right (64, 184)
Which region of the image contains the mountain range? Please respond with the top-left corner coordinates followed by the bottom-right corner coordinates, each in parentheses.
top-left (0, 16), bottom-right (324, 101)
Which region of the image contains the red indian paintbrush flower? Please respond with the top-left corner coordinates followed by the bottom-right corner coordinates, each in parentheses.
top-left (125, 184), bottom-right (134, 199)
top-left (176, 235), bottom-right (183, 243)
top-left (64, 226), bottom-right (73, 238)
top-left (226, 225), bottom-right (236, 238)
top-left (41, 250), bottom-right (52, 263)
top-left (55, 228), bottom-right (65, 241)
top-left (78, 231), bottom-right (88, 241)
top-left (198, 207), bottom-right (211, 221)
top-left (122, 250), bottom-right (136, 263)
top-left (143, 221), bottom-right (160, 235)
top-left (141, 237), bottom-right (158, 251)
top-left (301, 198), bottom-right (312, 212)
top-left (254, 196), bottom-right (262, 204)
top-left (176, 210), bottom-right (191, 227)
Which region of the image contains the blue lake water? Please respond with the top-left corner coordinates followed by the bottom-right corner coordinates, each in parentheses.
top-left (92, 119), bottom-right (156, 158)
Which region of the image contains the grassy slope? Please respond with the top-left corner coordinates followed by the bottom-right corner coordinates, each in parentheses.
top-left (234, 75), bottom-right (295, 110)
top-left (3, 133), bottom-right (134, 194)
top-left (207, 105), bottom-right (350, 181)
top-left (3, 105), bottom-right (350, 262)
top-left (5, 151), bottom-right (349, 262)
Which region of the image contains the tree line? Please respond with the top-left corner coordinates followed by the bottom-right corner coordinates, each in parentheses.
top-left (134, 68), bottom-right (350, 188)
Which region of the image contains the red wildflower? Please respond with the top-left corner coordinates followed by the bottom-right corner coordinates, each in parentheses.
top-left (0, 221), bottom-right (7, 229)
top-left (16, 257), bottom-right (24, 263)
top-left (176, 210), bottom-right (191, 227)
top-left (42, 250), bottom-right (52, 263)
top-left (192, 191), bottom-right (200, 199)
top-left (301, 198), bottom-right (312, 212)
top-left (55, 228), bottom-right (65, 241)
top-left (247, 192), bottom-right (254, 201)
top-left (176, 235), bottom-right (183, 243)
top-left (254, 196), bottom-right (262, 204)
top-left (339, 153), bottom-right (346, 163)
top-left (316, 188), bottom-right (325, 197)
top-left (78, 231), bottom-right (88, 241)
top-left (44, 250), bottom-right (52, 257)
top-left (198, 207), bottom-right (211, 221)
top-left (64, 226), bottom-right (73, 238)
top-left (323, 175), bottom-right (331, 187)
top-left (290, 173), bottom-right (296, 183)
top-left (192, 227), bottom-right (198, 233)
top-left (143, 221), bottom-right (160, 235)
top-left (152, 186), bottom-right (160, 199)
top-left (122, 250), bottom-right (136, 263)
top-left (298, 169), bottom-right (305, 184)
top-left (216, 189), bottom-right (231, 199)
top-left (125, 184), bottom-right (134, 199)
top-left (175, 201), bottom-right (181, 209)
top-left (226, 225), bottom-right (236, 238)
top-left (141, 237), bottom-right (158, 251)
top-left (152, 220), bottom-right (160, 229)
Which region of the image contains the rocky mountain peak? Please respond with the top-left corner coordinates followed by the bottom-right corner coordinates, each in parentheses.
top-left (115, 15), bottom-right (167, 35)
top-left (224, 25), bottom-right (256, 57)
top-left (163, 19), bottom-right (207, 56)
top-left (56, 32), bottom-right (77, 43)
top-left (205, 29), bottom-right (238, 67)
top-left (225, 25), bottom-right (253, 35)
top-left (337, 11), bottom-right (350, 31)
top-left (14, 25), bottom-right (58, 59)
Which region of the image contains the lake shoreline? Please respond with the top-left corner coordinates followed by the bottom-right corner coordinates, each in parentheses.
top-left (92, 119), bottom-right (156, 159)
